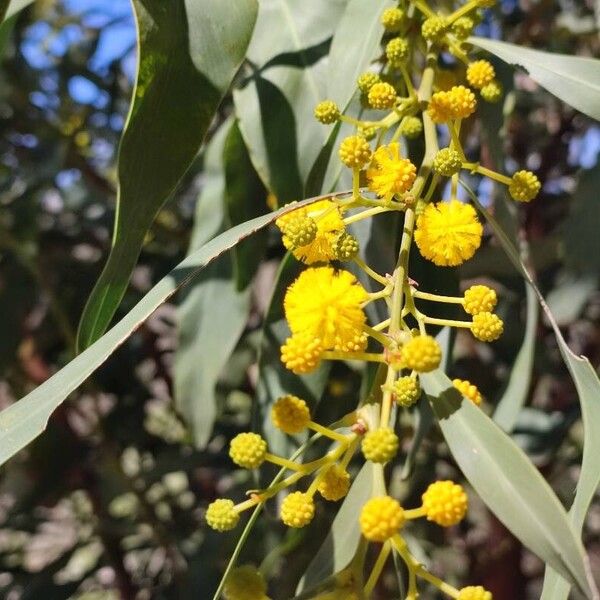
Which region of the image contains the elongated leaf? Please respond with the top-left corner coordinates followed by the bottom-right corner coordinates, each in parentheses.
top-left (1, 0), bottom-right (33, 21)
top-left (175, 121), bottom-right (251, 447)
top-left (297, 462), bottom-right (383, 592)
top-left (0, 198), bottom-right (326, 468)
top-left (326, 0), bottom-right (393, 108)
top-left (233, 0), bottom-right (348, 201)
top-left (493, 283), bottom-right (538, 432)
top-left (76, 0), bottom-right (258, 351)
top-left (421, 370), bottom-right (596, 598)
top-left (469, 37), bottom-right (600, 121)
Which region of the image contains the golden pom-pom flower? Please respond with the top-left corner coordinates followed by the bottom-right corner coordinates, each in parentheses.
top-left (414, 200), bottom-right (483, 267)
top-left (339, 135), bottom-right (372, 168)
top-left (284, 267), bottom-right (368, 351)
top-left (318, 464), bottom-right (351, 501)
top-left (466, 60), bottom-right (495, 89)
top-left (368, 82), bottom-right (398, 109)
top-left (508, 170), bottom-right (541, 202)
top-left (392, 376), bottom-right (421, 407)
top-left (360, 496), bottom-right (405, 541)
top-left (471, 312), bottom-right (504, 342)
top-left (453, 378), bottom-right (483, 406)
top-left (271, 395), bottom-right (310, 434)
top-left (206, 499), bottom-right (239, 532)
top-left (367, 143), bottom-right (417, 200)
top-left (314, 100), bottom-right (340, 124)
top-left (422, 480), bottom-right (468, 526)
top-left (463, 285), bottom-right (497, 315)
top-left (280, 492), bottom-right (315, 528)
top-left (399, 335), bottom-right (442, 373)
top-left (280, 333), bottom-right (323, 375)
top-left (361, 427), bottom-right (399, 463)
top-left (458, 586), bottom-right (493, 600)
top-left (381, 7), bottom-right (404, 31)
top-left (229, 433), bottom-right (267, 469)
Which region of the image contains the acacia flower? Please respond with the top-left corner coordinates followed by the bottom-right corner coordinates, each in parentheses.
top-left (284, 267), bottom-right (368, 351)
top-left (414, 200), bottom-right (483, 267)
top-left (367, 143), bottom-right (417, 200)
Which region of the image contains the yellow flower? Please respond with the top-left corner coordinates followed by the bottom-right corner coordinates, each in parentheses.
top-left (458, 586), bottom-right (493, 600)
top-left (381, 7), bottom-right (404, 31)
top-left (360, 496), bottom-right (405, 541)
top-left (280, 332), bottom-right (323, 375)
top-left (422, 481), bottom-right (468, 526)
top-left (463, 284), bottom-right (497, 315)
top-left (223, 566), bottom-right (268, 600)
top-left (318, 464), bottom-right (351, 501)
top-left (229, 433), bottom-right (267, 469)
top-left (466, 60), bottom-right (495, 89)
top-left (453, 378), bottom-right (483, 406)
top-left (314, 100), bottom-right (340, 124)
top-left (414, 200), bottom-right (483, 267)
top-left (399, 335), bottom-right (442, 373)
top-left (284, 267), bottom-right (368, 351)
top-left (508, 170), bottom-right (541, 202)
top-left (281, 492), bottom-right (315, 528)
top-left (339, 135), bottom-right (372, 168)
top-left (280, 200), bottom-right (345, 264)
top-left (368, 82), bottom-right (397, 109)
top-left (271, 395), bottom-right (310, 434)
top-left (367, 143), bottom-right (417, 200)
top-left (471, 312), bottom-right (504, 342)
top-left (206, 499), bottom-right (239, 532)
top-left (392, 376), bottom-right (421, 407)
top-left (427, 86), bottom-right (477, 122)
top-left (361, 427), bottom-right (399, 463)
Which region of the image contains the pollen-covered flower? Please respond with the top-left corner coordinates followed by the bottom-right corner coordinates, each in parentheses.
top-left (480, 80), bottom-right (503, 103)
top-left (367, 143), bottom-right (417, 200)
top-left (458, 586), bottom-right (493, 600)
top-left (414, 200), bottom-right (483, 267)
top-left (422, 481), bottom-right (468, 526)
top-left (314, 100), bottom-right (340, 124)
top-left (452, 17), bottom-right (475, 39)
top-left (466, 60), bottom-right (495, 89)
top-left (229, 433), bottom-right (267, 469)
top-left (471, 312), bottom-right (504, 342)
top-left (357, 71), bottom-right (381, 93)
top-left (453, 379), bottom-right (483, 406)
top-left (339, 135), bottom-right (372, 168)
top-left (318, 464), bottom-right (351, 501)
top-left (427, 90), bottom-right (454, 123)
top-left (361, 427), bottom-right (399, 463)
top-left (360, 496), bottom-right (405, 541)
top-left (281, 492), bottom-right (315, 528)
top-left (421, 16), bottom-right (447, 43)
top-left (284, 267), bottom-right (368, 351)
top-left (433, 147), bottom-right (463, 176)
top-left (332, 232), bottom-right (360, 261)
top-left (509, 170), bottom-right (541, 202)
top-left (223, 565), bottom-right (268, 600)
top-left (281, 333), bottom-right (323, 375)
top-left (448, 85), bottom-right (477, 119)
top-left (206, 499), bottom-right (239, 532)
top-left (386, 37), bottom-right (409, 66)
top-left (280, 200), bottom-right (345, 264)
top-left (400, 116), bottom-right (423, 139)
top-left (400, 335), bottom-right (442, 373)
top-left (368, 82), bottom-right (398, 109)
top-left (392, 376), bottom-right (421, 407)
top-left (271, 395), bottom-right (310, 434)
top-left (381, 6), bottom-right (404, 31)
top-left (463, 285), bottom-right (497, 315)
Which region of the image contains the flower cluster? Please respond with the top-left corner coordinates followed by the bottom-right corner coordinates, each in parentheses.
top-left (203, 0), bottom-right (541, 595)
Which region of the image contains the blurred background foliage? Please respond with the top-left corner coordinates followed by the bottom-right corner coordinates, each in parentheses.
top-left (0, 0), bottom-right (598, 598)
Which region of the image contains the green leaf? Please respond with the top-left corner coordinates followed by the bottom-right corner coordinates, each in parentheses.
top-left (76, 0), bottom-right (258, 351)
top-left (224, 121), bottom-right (268, 290)
top-left (1, 0), bottom-right (33, 21)
top-left (297, 462), bottom-right (383, 593)
top-left (493, 283), bottom-right (538, 432)
top-left (0, 198), bottom-right (325, 468)
top-left (420, 369), bottom-right (596, 598)
top-left (469, 37), bottom-right (600, 121)
top-left (174, 121), bottom-right (251, 447)
top-left (326, 0), bottom-right (394, 109)
top-left (233, 0), bottom-right (348, 201)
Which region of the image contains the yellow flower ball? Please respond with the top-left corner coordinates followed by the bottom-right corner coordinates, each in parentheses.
top-left (278, 213), bottom-right (318, 248)
top-left (314, 100), bottom-right (340, 124)
top-left (361, 427), bottom-right (399, 464)
top-left (392, 376), bottom-right (421, 407)
top-left (281, 492), bottom-right (315, 528)
top-left (357, 72), bottom-right (381, 94)
top-left (318, 464), bottom-right (351, 501)
top-left (381, 7), bottom-right (404, 31)
top-left (414, 200), bottom-right (483, 267)
top-left (368, 82), bottom-right (398, 110)
top-left (447, 85), bottom-right (477, 119)
top-left (206, 499), bottom-right (239, 532)
top-left (271, 395), bottom-right (310, 434)
top-left (367, 143), bottom-right (417, 200)
top-left (334, 330), bottom-right (369, 353)
top-left (386, 37), bottom-right (409, 66)
top-left (427, 90), bottom-right (454, 123)
top-left (223, 565), bottom-right (268, 600)
top-left (463, 285), bottom-right (497, 315)
top-left (452, 17), bottom-right (475, 39)
top-left (399, 116), bottom-right (423, 139)
top-left (280, 333), bottom-right (323, 375)
top-left (229, 433), bottom-right (267, 469)
top-left (508, 170), bottom-right (541, 202)
top-left (433, 147), bottom-right (463, 176)
top-left (399, 335), bottom-right (442, 373)
top-left (421, 16), bottom-right (447, 43)
top-left (458, 586), bottom-right (493, 600)
top-left (453, 378), bottom-right (483, 406)
top-left (284, 267), bottom-right (368, 351)
top-left (332, 232), bottom-right (360, 261)
top-left (480, 80), bottom-right (503, 103)
top-left (422, 480), bottom-right (468, 526)
top-left (466, 60), bottom-right (495, 89)
top-left (339, 135), bottom-right (372, 168)
top-left (360, 496), bottom-right (405, 541)
top-left (471, 312), bottom-right (504, 342)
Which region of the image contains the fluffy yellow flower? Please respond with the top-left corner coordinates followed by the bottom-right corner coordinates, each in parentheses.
top-left (427, 86), bottom-right (477, 122)
top-left (367, 143), bottom-right (417, 200)
top-left (453, 378), bottom-right (483, 406)
top-left (280, 200), bottom-right (345, 264)
top-left (271, 395), bottom-right (310, 434)
top-left (280, 492), bottom-right (315, 528)
top-left (280, 333), bottom-right (323, 375)
top-left (422, 480), bottom-right (468, 526)
top-left (360, 496), bottom-right (405, 541)
top-left (284, 267), bottom-right (368, 351)
top-left (463, 285), bottom-right (497, 315)
top-left (318, 464), bottom-right (351, 501)
top-left (414, 200), bottom-right (483, 267)
top-left (466, 60), bottom-right (495, 89)
top-left (458, 586), bottom-right (493, 600)
top-left (206, 499), bottom-right (239, 532)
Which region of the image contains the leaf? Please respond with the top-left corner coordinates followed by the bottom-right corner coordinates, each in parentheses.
top-left (224, 121), bottom-right (268, 290)
top-left (233, 0), bottom-right (348, 201)
top-left (493, 283), bottom-right (538, 432)
top-left (1, 0), bottom-right (33, 21)
top-left (326, 0), bottom-right (394, 109)
top-left (461, 181), bottom-right (600, 600)
top-left (174, 121), bottom-right (251, 447)
top-left (0, 197), bottom-right (326, 468)
top-left (76, 0), bottom-right (258, 351)
top-left (420, 369), bottom-right (596, 598)
top-left (469, 37), bottom-right (600, 121)
top-left (297, 462), bottom-right (383, 593)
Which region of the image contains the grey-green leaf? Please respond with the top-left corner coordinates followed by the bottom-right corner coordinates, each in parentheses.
top-left (76, 0), bottom-right (258, 351)
top-left (469, 37), bottom-right (600, 121)
top-left (174, 121), bottom-right (251, 447)
top-left (1, 0), bottom-right (33, 21)
top-left (0, 198), bottom-right (322, 468)
top-left (421, 370), bottom-right (596, 598)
